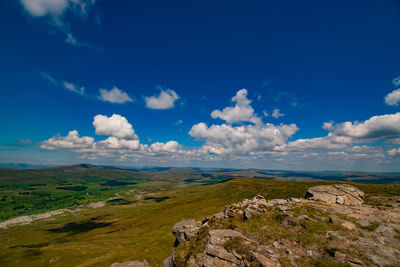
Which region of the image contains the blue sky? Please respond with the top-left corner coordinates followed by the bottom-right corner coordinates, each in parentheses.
top-left (1, 0), bottom-right (400, 171)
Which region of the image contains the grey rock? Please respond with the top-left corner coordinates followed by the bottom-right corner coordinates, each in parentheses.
top-left (163, 256), bottom-right (174, 267)
top-left (329, 215), bottom-right (356, 230)
top-left (249, 251), bottom-right (280, 267)
top-left (305, 184), bottom-right (364, 206)
top-left (277, 205), bottom-right (290, 211)
top-left (365, 253), bottom-right (391, 266)
top-left (356, 218), bottom-right (372, 228)
top-left (172, 219), bottom-right (202, 244)
top-left (204, 229), bottom-right (251, 266)
top-left (110, 260), bottom-right (150, 267)
top-left (297, 215), bottom-right (310, 221)
top-left (290, 198), bottom-right (302, 203)
top-left (272, 199), bottom-right (287, 205)
top-left (334, 251), bottom-right (363, 265)
top-left (374, 224), bottom-right (396, 238)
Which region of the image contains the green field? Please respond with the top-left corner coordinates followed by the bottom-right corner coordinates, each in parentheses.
top-left (0, 168), bottom-right (399, 267)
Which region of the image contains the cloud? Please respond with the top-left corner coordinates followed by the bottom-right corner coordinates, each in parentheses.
top-left (393, 75), bottom-right (400, 87)
top-left (145, 89), bottom-right (179, 109)
top-left (189, 122), bottom-right (298, 155)
top-left (17, 139), bottom-right (32, 144)
top-left (42, 72), bottom-right (85, 95)
top-left (388, 147), bottom-right (400, 156)
top-left (63, 81), bottom-right (84, 94)
top-left (278, 113), bottom-right (400, 154)
top-left (271, 109), bottom-right (284, 119)
top-left (385, 89), bottom-right (400, 106)
top-left (41, 114), bottom-right (185, 161)
top-left (98, 87), bottom-right (133, 104)
top-left (93, 114), bottom-right (138, 140)
top-left (211, 89), bottom-right (261, 124)
top-left (19, 0), bottom-right (70, 18)
top-left (37, 89), bottom-right (400, 169)
top-left (19, 0), bottom-right (95, 22)
top-left (40, 130), bottom-right (94, 150)
top-left (18, 0), bottom-right (100, 49)
top-left (324, 112), bottom-right (400, 140)
top-left (95, 137), bottom-right (140, 150)
top-left (149, 141), bottom-right (180, 153)
top-left (65, 32), bottom-right (103, 50)
top-left (278, 137), bottom-right (348, 152)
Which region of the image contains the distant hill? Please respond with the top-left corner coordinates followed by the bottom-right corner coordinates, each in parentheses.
top-left (0, 164), bottom-right (399, 185)
top-left (0, 163), bottom-right (52, 169)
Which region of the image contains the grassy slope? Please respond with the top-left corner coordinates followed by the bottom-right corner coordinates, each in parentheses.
top-left (0, 178), bottom-right (399, 267)
top-left (0, 166), bottom-right (206, 220)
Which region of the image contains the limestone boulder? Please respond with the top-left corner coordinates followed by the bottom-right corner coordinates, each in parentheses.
top-left (305, 184), bottom-right (364, 206)
top-left (172, 219), bottom-right (202, 245)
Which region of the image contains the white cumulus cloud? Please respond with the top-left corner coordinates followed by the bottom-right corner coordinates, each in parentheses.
top-left (99, 87), bottom-right (133, 104)
top-left (95, 137), bottom-right (140, 150)
top-left (325, 112), bottom-right (400, 140)
top-left (189, 122), bottom-right (298, 155)
top-left (93, 114), bottom-right (138, 140)
top-left (40, 130), bottom-right (94, 150)
top-left (149, 141), bottom-right (180, 153)
top-left (211, 89), bottom-right (261, 124)
top-left (385, 89), bottom-right (400, 106)
top-left (145, 89), bottom-right (179, 109)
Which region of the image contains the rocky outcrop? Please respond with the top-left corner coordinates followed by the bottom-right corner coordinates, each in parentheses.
top-left (110, 184), bottom-right (400, 266)
top-left (305, 184), bottom-right (364, 206)
top-left (163, 185), bottom-right (400, 267)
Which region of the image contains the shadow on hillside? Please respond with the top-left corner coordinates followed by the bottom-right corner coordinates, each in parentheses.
top-left (144, 196), bottom-right (170, 202)
top-left (48, 216), bottom-right (113, 235)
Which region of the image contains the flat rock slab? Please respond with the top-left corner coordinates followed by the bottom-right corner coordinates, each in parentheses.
top-left (305, 185), bottom-right (364, 206)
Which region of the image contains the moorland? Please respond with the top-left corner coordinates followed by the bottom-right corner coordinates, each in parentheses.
top-left (0, 164), bottom-right (399, 266)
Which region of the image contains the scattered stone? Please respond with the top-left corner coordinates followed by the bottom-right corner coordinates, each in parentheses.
top-left (334, 251), bottom-right (363, 265)
top-left (212, 212), bottom-right (224, 220)
top-left (365, 253), bottom-right (391, 266)
top-left (277, 205), bottom-right (290, 211)
top-left (329, 215), bottom-right (356, 230)
top-left (290, 198), bottom-right (302, 203)
top-left (341, 220), bottom-right (356, 230)
top-left (249, 251), bottom-right (280, 267)
top-left (272, 199), bottom-right (287, 205)
top-left (305, 185), bottom-right (364, 206)
top-left (356, 218), bottom-right (372, 228)
top-left (297, 215), bottom-right (310, 221)
top-left (110, 260), bottom-right (150, 267)
top-left (374, 224), bottom-right (396, 238)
